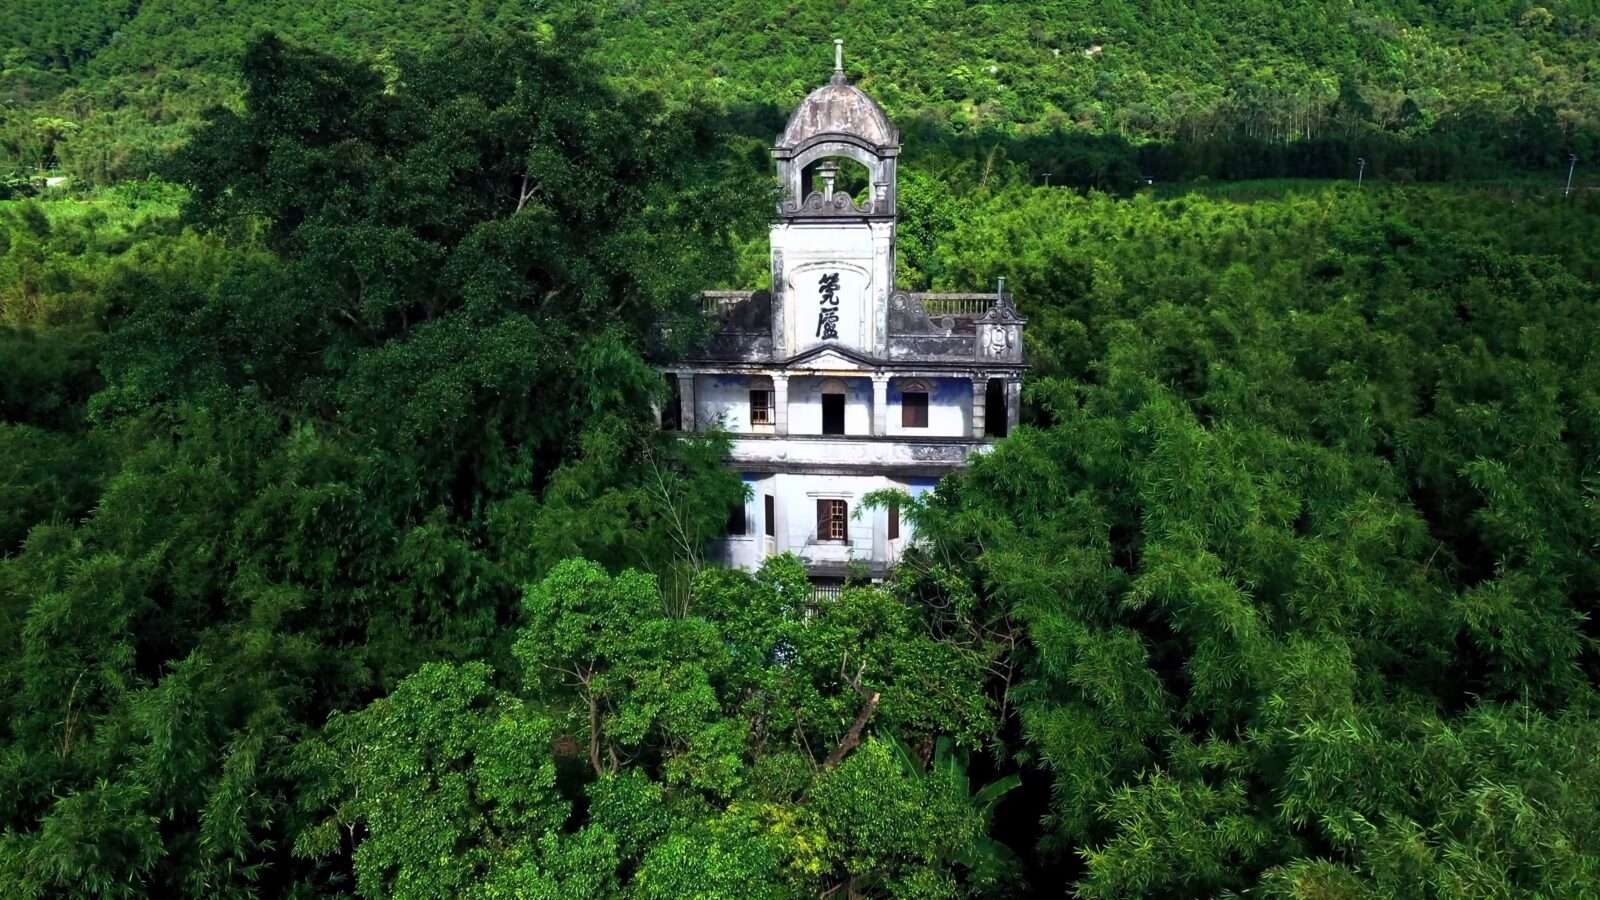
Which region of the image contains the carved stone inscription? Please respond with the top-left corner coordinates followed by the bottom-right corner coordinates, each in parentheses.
top-left (791, 262), bottom-right (867, 353)
top-left (815, 272), bottom-right (841, 340)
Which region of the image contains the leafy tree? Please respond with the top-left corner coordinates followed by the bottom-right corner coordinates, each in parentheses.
top-left (894, 179), bottom-right (1600, 896)
top-left (0, 31), bottom-right (761, 897)
top-left (296, 661), bottom-right (619, 899)
top-left (5, 7), bottom-right (1600, 896)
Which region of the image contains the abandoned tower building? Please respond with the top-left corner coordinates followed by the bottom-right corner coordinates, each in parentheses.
top-left (662, 41), bottom-right (1026, 582)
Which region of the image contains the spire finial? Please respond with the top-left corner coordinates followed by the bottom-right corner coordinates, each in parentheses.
top-left (833, 39), bottom-right (844, 76)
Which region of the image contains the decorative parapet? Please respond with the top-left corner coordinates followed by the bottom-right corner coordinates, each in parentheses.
top-left (702, 290), bottom-right (772, 329)
top-left (685, 288), bottom-right (1023, 367)
top-left (975, 292), bottom-right (1026, 364)
top-left (890, 292), bottom-right (989, 336)
top-left (779, 190), bottom-right (878, 217)
top-left (884, 291), bottom-right (1026, 364)
top-left (698, 290), bottom-right (775, 359)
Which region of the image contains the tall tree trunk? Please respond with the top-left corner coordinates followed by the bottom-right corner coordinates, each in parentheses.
top-left (588, 693), bottom-right (604, 776)
top-left (824, 692), bottom-right (880, 768)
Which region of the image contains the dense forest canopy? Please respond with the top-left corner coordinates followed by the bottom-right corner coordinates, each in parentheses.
top-left (2, 0), bottom-right (1598, 188)
top-left (2, 6), bottom-right (1600, 900)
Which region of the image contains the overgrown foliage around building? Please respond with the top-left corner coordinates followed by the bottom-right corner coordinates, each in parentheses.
top-left (3, 26), bottom-right (1600, 900)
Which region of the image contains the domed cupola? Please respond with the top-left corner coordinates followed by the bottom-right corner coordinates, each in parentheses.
top-left (778, 62), bottom-right (898, 149)
top-left (773, 40), bottom-right (899, 219)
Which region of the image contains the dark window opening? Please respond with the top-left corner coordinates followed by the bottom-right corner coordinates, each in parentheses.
top-left (727, 501), bottom-right (747, 536)
top-left (662, 374), bottom-right (682, 431)
top-left (816, 498), bottom-right (848, 542)
top-left (888, 500), bottom-right (900, 540)
top-left (822, 393), bottom-right (845, 435)
top-left (985, 378), bottom-right (1008, 438)
top-left (764, 495), bottom-right (775, 537)
top-left (750, 389), bottom-right (775, 425)
top-left (901, 391), bottom-right (929, 428)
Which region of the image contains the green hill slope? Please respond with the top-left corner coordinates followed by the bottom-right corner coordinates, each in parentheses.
top-left (3, 0), bottom-right (1597, 186)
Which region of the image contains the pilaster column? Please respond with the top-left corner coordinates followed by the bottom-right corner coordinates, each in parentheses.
top-left (773, 474), bottom-right (791, 555)
top-left (971, 376), bottom-right (987, 438)
top-left (871, 374), bottom-right (889, 436)
top-left (772, 374), bottom-right (789, 436)
top-left (676, 373), bottom-right (696, 432)
top-left (871, 480), bottom-right (888, 570)
top-left (871, 222), bottom-right (894, 355)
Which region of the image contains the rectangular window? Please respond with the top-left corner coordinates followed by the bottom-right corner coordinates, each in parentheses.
top-left (750, 389), bottom-right (775, 425)
top-left (816, 498), bottom-right (848, 542)
top-left (661, 373), bottom-right (682, 431)
top-left (764, 494), bottom-right (775, 537)
top-left (901, 391), bottom-right (929, 428)
top-left (888, 500), bottom-right (899, 540)
top-left (821, 393), bottom-right (845, 435)
top-left (727, 501), bottom-right (747, 536)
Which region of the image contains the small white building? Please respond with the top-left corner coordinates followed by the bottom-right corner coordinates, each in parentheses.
top-left (663, 42), bottom-right (1026, 583)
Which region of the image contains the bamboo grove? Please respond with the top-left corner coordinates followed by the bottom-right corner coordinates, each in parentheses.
top-left (3, 14), bottom-right (1600, 900)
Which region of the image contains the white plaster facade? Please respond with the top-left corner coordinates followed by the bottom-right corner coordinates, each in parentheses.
top-left (661, 48), bottom-right (1026, 581)
top-left (711, 472), bottom-right (943, 574)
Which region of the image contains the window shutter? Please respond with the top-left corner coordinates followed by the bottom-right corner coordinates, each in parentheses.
top-left (888, 501), bottom-right (899, 540)
top-left (902, 391), bottom-right (929, 428)
top-left (765, 495), bottom-right (775, 536)
top-left (817, 498), bottom-right (828, 537)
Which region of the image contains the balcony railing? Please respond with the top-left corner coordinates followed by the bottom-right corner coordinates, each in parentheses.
top-left (811, 583), bottom-right (844, 604)
top-left (917, 295), bottom-right (993, 317)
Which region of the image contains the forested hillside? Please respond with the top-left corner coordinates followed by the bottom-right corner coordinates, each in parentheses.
top-left (3, 0), bottom-right (1598, 187)
top-left (3, 7), bottom-right (1600, 900)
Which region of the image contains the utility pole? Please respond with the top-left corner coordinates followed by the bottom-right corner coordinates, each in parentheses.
top-left (1356, 157), bottom-right (1366, 187)
top-left (1566, 154), bottom-right (1578, 197)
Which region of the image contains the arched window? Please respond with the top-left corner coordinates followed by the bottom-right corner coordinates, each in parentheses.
top-left (899, 379), bottom-right (929, 428)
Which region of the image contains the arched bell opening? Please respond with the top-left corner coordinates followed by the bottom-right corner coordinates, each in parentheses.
top-left (801, 155), bottom-right (873, 207)
top-left (778, 138), bottom-right (896, 216)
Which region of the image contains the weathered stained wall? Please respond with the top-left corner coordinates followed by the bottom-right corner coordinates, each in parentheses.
top-left (772, 220), bottom-right (894, 357)
top-left (885, 376), bottom-right (970, 438)
top-left (694, 374), bottom-right (758, 432)
top-left (787, 375), bottom-right (874, 436)
top-left (713, 471), bottom-right (940, 572)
